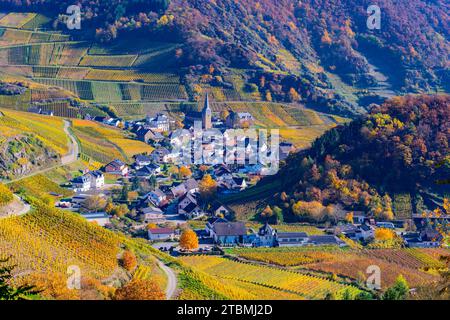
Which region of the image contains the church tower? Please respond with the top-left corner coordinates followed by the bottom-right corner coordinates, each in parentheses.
top-left (202, 93), bottom-right (212, 129)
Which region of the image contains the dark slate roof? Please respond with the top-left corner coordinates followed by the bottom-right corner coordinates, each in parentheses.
top-left (184, 178), bottom-right (199, 191)
top-left (277, 232), bottom-right (308, 238)
top-left (213, 222), bottom-right (247, 236)
top-left (135, 154), bottom-right (152, 162)
top-left (183, 202), bottom-right (198, 214)
top-left (308, 235), bottom-right (341, 244)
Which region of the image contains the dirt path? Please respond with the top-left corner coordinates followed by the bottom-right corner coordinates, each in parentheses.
top-left (5, 119), bottom-right (79, 185)
top-left (157, 260), bottom-right (178, 300)
top-left (0, 194), bottom-right (31, 219)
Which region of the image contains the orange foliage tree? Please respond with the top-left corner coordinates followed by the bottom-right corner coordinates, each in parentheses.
top-left (179, 166), bottom-right (192, 179)
top-left (114, 279), bottom-right (165, 300)
top-left (199, 174), bottom-right (217, 201)
top-left (180, 229), bottom-right (199, 250)
top-left (120, 250), bottom-right (137, 272)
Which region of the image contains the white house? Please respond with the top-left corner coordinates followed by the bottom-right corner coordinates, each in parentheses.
top-left (141, 206), bottom-right (165, 223)
top-left (178, 193), bottom-right (203, 219)
top-left (146, 189), bottom-right (167, 207)
top-left (72, 170), bottom-right (104, 192)
top-left (87, 170), bottom-right (105, 189)
top-left (148, 228), bottom-right (175, 241)
top-left (72, 175), bottom-right (91, 192)
top-left (147, 113), bottom-right (170, 132)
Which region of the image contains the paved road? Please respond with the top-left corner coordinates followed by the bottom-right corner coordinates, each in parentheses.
top-left (5, 119), bottom-right (79, 184)
top-left (157, 260), bottom-right (177, 300)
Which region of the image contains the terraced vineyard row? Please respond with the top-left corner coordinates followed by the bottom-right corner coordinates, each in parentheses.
top-left (0, 201), bottom-right (120, 279)
top-left (0, 28), bottom-right (69, 46)
top-left (0, 42), bottom-right (88, 66)
top-left (33, 78), bottom-right (187, 102)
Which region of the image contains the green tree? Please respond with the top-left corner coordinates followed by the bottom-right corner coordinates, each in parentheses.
top-left (383, 275), bottom-right (409, 300)
top-left (0, 258), bottom-right (39, 300)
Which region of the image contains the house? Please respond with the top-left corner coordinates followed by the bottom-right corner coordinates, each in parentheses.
top-left (86, 170), bottom-right (105, 189)
top-left (148, 228), bottom-right (176, 241)
top-left (256, 222), bottom-right (276, 247)
top-left (210, 201), bottom-right (232, 217)
top-left (376, 222), bottom-right (396, 229)
top-left (136, 128), bottom-right (159, 144)
top-left (178, 193), bottom-right (203, 219)
top-left (147, 113), bottom-right (170, 132)
top-left (150, 147), bottom-right (170, 163)
top-left (146, 189), bottom-right (167, 207)
top-left (279, 142), bottom-right (294, 161)
top-left (404, 228), bottom-right (443, 248)
top-left (171, 178), bottom-right (199, 198)
top-left (82, 212), bottom-right (110, 227)
top-left (276, 232), bottom-right (309, 247)
top-left (72, 170), bottom-right (104, 192)
top-left (40, 109), bottom-right (54, 116)
top-left (336, 224), bottom-right (374, 242)
top-left (205, 217), bottom-right (229, 237)
top-left (308, 235), bottom-right (346, 247)
top-left (135, 164), bottom-right (161, 178)
top-left (141, 206), bottom-right (165, 223)
top-left (134, 154), bottom-right (152, 168)
top-left (104, 159), bottom-right (129, 176)
top-left (28, 106), bottom-right (41, 114)
top-left (226, 111), bottom-right (254, 128)
top-left (71, 195), bottom-right (89, 207)
top-left (72, 175), bottom-right (91, 192)
top-left (210, 221), bottom-right (248, 245)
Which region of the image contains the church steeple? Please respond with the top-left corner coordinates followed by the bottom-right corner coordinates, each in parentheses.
top-left (202, 93), bottom-right (212, 129)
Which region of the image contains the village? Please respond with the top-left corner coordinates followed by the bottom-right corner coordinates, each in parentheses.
top-left (53, 94), bottom-right (447, 254)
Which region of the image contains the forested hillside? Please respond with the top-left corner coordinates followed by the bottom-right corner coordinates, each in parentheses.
top-left (1, 0), bottom-right (448, 115)
top-left (243, 94), bottom-right (449, 223)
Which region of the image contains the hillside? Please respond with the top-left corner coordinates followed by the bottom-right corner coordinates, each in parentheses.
top-left (231, 94), bottom-right (449, 222)
top-left (0, 108), bottom-right (67, 179)
top-left (0, 0), bottom-right (447, 116)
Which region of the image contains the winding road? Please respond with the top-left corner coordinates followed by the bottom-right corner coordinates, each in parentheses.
top-left (157, 260), bottom-right (178, 300)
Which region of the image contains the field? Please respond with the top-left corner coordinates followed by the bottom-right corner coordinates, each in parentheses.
top-left (226, 247), bottom-right (450, 290)
top-left (71, 119), bottom-right (152, 164)
top-left (0, 108), bottom-right (69, 155)
top-left (180, 255), bottom-right (363, 299)
top-left (0, 201), bottom-right (120, 279)
top-left (9, 174), bottom-right (73, 199)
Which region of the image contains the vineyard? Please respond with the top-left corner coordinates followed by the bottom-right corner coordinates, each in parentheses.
top-left (0, 201), bottom-right (121, 279)
top-left (180, 255), bottom-right (362, 299)
top-left (227, 247), bottom-right (450, 289)
top-left (0, 108), bottom-right (69, 155)
top-left (71, 119), bottom-right (152, 164)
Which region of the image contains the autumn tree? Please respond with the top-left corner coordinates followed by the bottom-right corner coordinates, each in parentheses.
top-left (120, 250), bottom-right (137, 272)
top-left (321, 30), bottom-right (332, 45)
top-left (288, 88), bottom-right (300, 102)
top-left (84, 195), bottom-right (106, 212)
top-left (374, 228), bottom-right (395, 241)
top-left (261, 206), bottom-right (273, 219)
top-left (114, 279), bottom-right (165, 300)
top-left (220, 110), bottom-right (230, 121)
top-left (180, 229), bottom-right (199, 250)
top-left (179, 166), bottom-right (192, 179)
top-left (27, 272), bottom-right (78, 300)
top-left (345, 212), bottom-right (354, 224)
top-left (199, 174), bottom-right (217, 201)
